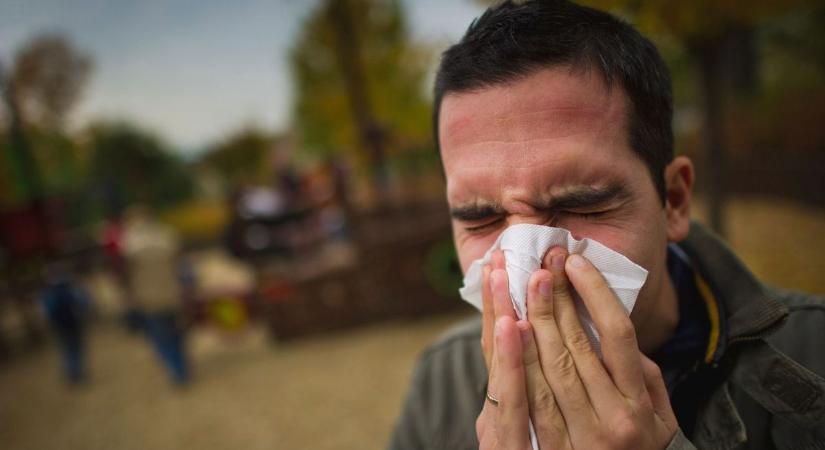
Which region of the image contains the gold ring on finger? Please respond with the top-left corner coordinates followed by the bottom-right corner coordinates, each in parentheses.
top-left (485, 391), bottom-right (499, 406)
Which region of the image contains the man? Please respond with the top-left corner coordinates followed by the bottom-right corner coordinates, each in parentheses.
top-left (389, 1), bottom-right (825, 449)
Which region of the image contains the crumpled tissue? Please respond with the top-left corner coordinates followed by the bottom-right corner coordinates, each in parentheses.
top-left (459, 223), bottom-right (649, 356)
top-left (458, 224), bottom-right (649, 450)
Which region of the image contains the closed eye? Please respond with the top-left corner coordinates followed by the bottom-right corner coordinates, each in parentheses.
top-left (567, 210), bottom-right (610, 220)
top-left (464, 217), bottom-right (505, 233)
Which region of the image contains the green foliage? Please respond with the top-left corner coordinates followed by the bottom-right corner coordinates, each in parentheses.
top-left (290, 0), bottom-right (433, 167)
top-left (759, 2), bottom-right (825, 93)
top-left (27, 127), bottom-right (82, 193)
top-left (85, 122), bottom-right (194, 211)
top-left (582, 0), bottom-right (816, 41)
top-left (0, 125), bottom-right (85, 207)
top-left (424, 237), bottom-right (462, 298)
top-left (0, 133), bottom-right (19, 206)
top-left (201, 127), bottom-right (275, 188)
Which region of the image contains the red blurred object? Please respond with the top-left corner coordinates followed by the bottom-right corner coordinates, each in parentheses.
top-left (0, 200), bottom-right (61, 258)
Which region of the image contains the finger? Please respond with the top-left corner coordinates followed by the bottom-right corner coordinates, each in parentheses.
top-left (542, 250), bottom-right (617, 409)
top-left (478, 427), bottom-right (497, 450)
top-left (522, 268), bottom-right (564, 414)
top-left (491, 269), bottom-right (517, 320)
top-left (488, 259), bottom-right (515, 417)
top-left (565, 254), bottom-right (645, 400)
top-left (492, 249), bottom-right (505, 270)
top-left (477, 402), bottom-right (498, 450)
top-left (640, 354), bottom-right (677, 427)
top-left (482, 264), bottom-right (494, 368)
top-left (495, 316), bottom-right (530, 450)
top-left (488, 249), bottom-right (512, 363)
top-left (517, 319), bottom-right (569, 447)
top-left (488, 268), bottom-right (516, 405)
top-left (546, 250), bottom-right (600, 366)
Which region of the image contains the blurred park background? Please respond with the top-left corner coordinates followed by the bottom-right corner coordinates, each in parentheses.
top-left (1, 0), bottom-right (824, 449)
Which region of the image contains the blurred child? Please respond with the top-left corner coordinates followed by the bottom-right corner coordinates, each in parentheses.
top-left (41, 261), bottom-right (93, 384)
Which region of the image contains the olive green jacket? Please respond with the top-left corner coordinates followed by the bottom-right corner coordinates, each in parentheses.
top-left (388, 223), bottom-right (825, 449)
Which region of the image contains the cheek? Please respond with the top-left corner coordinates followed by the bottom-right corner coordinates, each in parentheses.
top-left (454, 231), bottom-right (499, 274)
top-left (560, 221), bottom-right (656, 270)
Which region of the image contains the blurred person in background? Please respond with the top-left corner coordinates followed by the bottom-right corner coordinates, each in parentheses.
top-left (41, 260), bottom-right (93, 385)
top-left (101, 212), bottom-right (132, 301)
top-left (390, 1), bottom-right (825, 449)
top-left (122, 205), bottom-right (190, 386)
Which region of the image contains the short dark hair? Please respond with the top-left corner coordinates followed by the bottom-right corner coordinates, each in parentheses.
top-left (433, 0), bottom-right (673, 202)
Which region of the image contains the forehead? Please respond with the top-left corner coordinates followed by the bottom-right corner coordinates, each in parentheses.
top-left (439, 67), bottom-right (634, 201)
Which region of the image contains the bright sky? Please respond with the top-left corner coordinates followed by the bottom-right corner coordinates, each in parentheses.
top-left (0, 0), bottom-right (482, 154)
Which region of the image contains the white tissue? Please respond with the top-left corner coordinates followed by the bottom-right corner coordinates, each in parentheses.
top-left (459, 224), bottom-right (648, 356)
top-left (459, 224), bottom-right (648, 450)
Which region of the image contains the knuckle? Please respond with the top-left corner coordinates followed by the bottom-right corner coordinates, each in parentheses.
top-left (609, 410), bottom-right (641, 448)
top-left (565, 329), bottom-right (594, 354)
top-left (530, 386), bottom-right (557, 415)
top-left (529, 306), bottom-right (555, 324)
top-left (607, 319), bottom-right (637, 344)
top-left (523, 345), bottom-right (540, 367)
top-left (552, 280), bottom-right (570, 298)
top-left (533, 381), bottom-right (556, 404)
top-left (645, 360), bottom-right (663, 381)
top-left (478, 433), bottom-right (493, 450)
top-left (552, 348), bottom-right (578, 378)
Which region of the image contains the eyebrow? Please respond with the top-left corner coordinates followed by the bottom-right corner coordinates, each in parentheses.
top-left (449, 183), bottom-right (630, 221)
top-left (450, 203), bottom-right (506, 221)
top-left (543, 183), bottom-right (630, 211)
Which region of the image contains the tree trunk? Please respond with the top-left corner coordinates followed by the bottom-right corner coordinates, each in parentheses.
top-left (326, 0), bottom-right (389, 205)
top-left (692, 39), bottom-right (727, 237)
top-left (0, 61), bottom-right (42, 202)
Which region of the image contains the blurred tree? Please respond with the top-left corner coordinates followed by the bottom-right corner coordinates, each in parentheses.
top-left (10, 33), bottom-right (91, 130)
top-left (291, 0), bottom-right (432, 203)
top-left (0, 60), bottom-right (42, 205)
top-left (86, 123), bottom-right (194, 213)
top-left (760, 3), bottom-right (825, 89)
top-left (0, 34), bottom-right (92, 205)
top-left (201, 128), bottom-right (275, 188)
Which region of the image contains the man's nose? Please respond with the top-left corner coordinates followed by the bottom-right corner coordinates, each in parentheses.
top-left (506, 213), bottom-right (556, 228)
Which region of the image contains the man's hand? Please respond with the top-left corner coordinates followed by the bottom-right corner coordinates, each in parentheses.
top-left (476, 249), bottom-right (678, 449)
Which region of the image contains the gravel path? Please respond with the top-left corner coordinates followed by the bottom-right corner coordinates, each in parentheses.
top-left (0, 312), bottom-right (474, 450)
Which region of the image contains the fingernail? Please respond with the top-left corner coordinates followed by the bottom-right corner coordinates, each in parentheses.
top-left (568, 254), bottom-right (585, 268)
top-left (552, 253), bottom-right (565, 271)
top-left (539, 279), bottom-right (552, 297)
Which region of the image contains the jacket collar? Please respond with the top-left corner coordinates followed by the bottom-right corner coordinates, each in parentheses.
top-left (677, 222), bottom-right (788, 343)
top-left (678, 222), bottom-right (825, 444)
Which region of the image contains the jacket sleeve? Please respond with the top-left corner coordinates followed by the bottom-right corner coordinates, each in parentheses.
top-left (387, 320), bottom-right (488, 450)
top-left (387, 352), bottom-right (435, 450)
top-left (665, 429), bottom-right (698, 450)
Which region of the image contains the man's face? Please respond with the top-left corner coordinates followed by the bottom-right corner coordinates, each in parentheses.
top-left (439, 67), bottom-right (674, 327)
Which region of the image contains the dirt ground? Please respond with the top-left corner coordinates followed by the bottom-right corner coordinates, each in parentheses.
top-left (1, 196), bottom-right (823, 450)
top-left (0, 311), bottom-right (474, 450)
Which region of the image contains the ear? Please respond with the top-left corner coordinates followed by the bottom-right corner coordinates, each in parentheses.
top-left (664, 156), bottom-right (694, 243)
